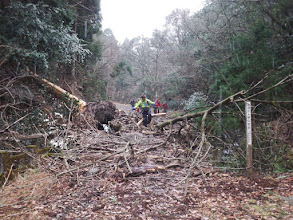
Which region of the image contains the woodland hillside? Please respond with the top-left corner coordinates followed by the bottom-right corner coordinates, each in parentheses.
top-left (0, 0), bottom-right (292, 219)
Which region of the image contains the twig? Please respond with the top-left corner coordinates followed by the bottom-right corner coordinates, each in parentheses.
top-left (250, 99), bottom-right (293, 115)
top-left (245, 71), bottom-right (270, 93)
top-left (237, 74), bottom-right (293, 102)
top-left (123, 142), bottom-right (132, 174)
top-left (62, 101), bottom-right (74, 169)
top-left (2, 164), bottom-right (13, 188)
top-left (183, 177), bottom-right (189, 198)
top-left (0, 114), bottom-right (30, 134)
top-left (178, 109), bottom-right (209, 189)
top-left (197, 141), bottom-right (212, 163)
top-left (183, 162), bottom-right (207, 198)
top-left (29, 183), bottom-right (37, 197)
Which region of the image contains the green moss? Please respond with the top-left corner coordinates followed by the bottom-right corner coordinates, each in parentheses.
top-left (0, 146), bottom-right (51, 186)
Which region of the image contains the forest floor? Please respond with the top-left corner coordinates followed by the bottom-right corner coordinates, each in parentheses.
top-left (0, 103), bottom-right (292, 220)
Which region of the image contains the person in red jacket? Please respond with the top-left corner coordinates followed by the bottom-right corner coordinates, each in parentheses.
top-left (162, 102), bottom-right (168, 113)
top-left (154, 98), bottom-right (161, 114)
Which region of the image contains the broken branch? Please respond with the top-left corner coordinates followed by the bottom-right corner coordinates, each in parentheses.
top-left (156, 90), bottom-right (245, 128)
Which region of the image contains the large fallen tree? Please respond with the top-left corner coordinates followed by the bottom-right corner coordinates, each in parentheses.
top-left (156, 90), bottom-right (245, 128)
top-left (157, 74), bottom-right (293, 129)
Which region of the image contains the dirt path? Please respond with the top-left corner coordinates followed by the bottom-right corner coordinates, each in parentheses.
top-left (114, 102), bottom-right (133, 114)
top-left (0, 103), bottom-right (292, 219)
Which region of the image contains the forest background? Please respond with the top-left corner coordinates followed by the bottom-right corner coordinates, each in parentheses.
top-left (0, 0), bottom-right (292, 173)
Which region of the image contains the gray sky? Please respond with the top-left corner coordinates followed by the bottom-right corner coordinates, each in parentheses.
top-left (101, 0), bottom-right (205, 43)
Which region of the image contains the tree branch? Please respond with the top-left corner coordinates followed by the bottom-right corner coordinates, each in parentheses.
top-left (156, 90), bottom-right (245, 128)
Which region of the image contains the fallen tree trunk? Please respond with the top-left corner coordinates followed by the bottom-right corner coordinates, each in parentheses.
top-left (152, 113), bottom-right (167, 117)
top-left (157, 74), bottom-right (293, 129)
top-left (28, 73), bottom-right (87, 112)
top-left (136, 118), bottom-right (144, 127)
top-left (0, 131), bottom-right (57, 141)
top-left (156, 90), bottom-right (245, 128)
top-left (123, 164), bottom-right (166, 177)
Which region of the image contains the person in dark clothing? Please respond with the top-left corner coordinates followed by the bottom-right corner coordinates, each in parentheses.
top-left (134, 95), bottom-right (155, 127)
top-left (130, 99), bottom-right (135, 110)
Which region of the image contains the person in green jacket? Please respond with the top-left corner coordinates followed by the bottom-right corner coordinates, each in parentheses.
top-left (135, 94), bottom-right (155, 127)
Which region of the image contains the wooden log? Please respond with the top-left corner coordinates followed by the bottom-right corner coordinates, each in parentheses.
top-left (124, 164), bottom-right (166, 177)
top-left (136, 118), bottom-right (144, 127)
top-left (28, 73), bottom-right (86, 112)
top-left (149, 120), bottom-right (155, 130)
top-left (152, 113), bottom-right (167, 117)
top-left (0, 131), bottom-right (57, 141)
